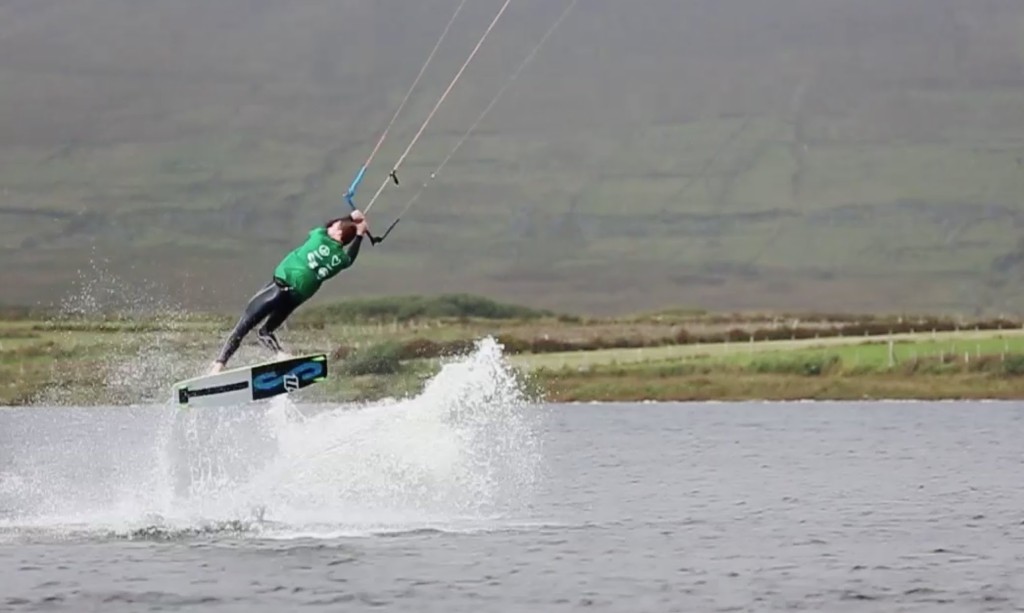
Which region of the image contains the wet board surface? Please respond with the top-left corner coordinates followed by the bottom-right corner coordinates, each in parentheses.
top-left (172, 354), bottom-right (328, 408)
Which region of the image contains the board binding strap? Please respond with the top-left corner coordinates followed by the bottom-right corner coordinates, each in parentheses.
top-left (173, 354), bottom-right (328, 408)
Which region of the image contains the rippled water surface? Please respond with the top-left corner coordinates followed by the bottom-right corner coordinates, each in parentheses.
top-left (3, 363), bottom-right (1024, 612)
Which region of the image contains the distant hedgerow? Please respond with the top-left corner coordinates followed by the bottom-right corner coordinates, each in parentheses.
top-left (296, 293), bottom-right (556, 325)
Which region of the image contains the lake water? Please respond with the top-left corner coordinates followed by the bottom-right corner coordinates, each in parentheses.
top-left (2, 341), bottom-right (1023, 611)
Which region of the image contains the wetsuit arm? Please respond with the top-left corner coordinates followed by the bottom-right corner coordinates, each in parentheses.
top-left (345, 235), bottom-right (363, 264)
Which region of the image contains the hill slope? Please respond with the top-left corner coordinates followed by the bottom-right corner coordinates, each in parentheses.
top-left (2, 0), bottom-right (1024, 315)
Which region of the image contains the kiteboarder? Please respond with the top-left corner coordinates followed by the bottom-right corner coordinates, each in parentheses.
top-left (208, 210), bottom-right (369, 374)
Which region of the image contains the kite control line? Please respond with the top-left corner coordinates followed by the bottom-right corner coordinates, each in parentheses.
top-left (343, 0), bottom-right (577, 246)
top-left (344, 0), bottom-right (470, 215)
top-left (344, 0), bottom-right (513, 245)
top-left (377, 0), bottom-right (581, 244)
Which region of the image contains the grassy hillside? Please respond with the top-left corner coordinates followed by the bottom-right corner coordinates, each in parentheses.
top-left (2, 0), bottom-right (1024, 315)
top-left (5, 296), bottom-right (1024, 405)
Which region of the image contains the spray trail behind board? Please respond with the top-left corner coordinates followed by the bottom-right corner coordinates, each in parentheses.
top-left (0, 338), bottom-right (547, 540)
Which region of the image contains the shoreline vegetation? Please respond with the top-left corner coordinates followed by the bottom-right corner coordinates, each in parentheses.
top-left (3, 294), bottom-right (1024, 406)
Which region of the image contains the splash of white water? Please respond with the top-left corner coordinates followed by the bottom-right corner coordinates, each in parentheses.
top-left (0, 338), bottom-right (547, 540)
top-left (231, 337), bottom-right (543, 530)
top-left (32, 260), bottom-right (204, 406)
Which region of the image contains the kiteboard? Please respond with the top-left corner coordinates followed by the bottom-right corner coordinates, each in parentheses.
top-left (172, 353), bottom-right (328, 408)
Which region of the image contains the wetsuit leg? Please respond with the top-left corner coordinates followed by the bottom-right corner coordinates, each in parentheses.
top-left (256, 283), bottom-right (302, 353)
top-left (215, 281), bottom-right (292, 365)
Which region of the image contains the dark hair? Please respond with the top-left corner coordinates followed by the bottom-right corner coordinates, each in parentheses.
top-left (338, 221), bottom-right (358, 245)
top-left (324, 215), bottom-right (352, 228)
top-left (325, 218), bottom-right (358, 245)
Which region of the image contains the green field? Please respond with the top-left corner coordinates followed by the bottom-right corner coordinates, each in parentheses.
top-left (513, 329), bottom-right (1024, 371)
top-left (5, 296), bottom-right (1024, 405)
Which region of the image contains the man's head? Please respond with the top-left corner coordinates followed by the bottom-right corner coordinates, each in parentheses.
top-left (326, 218), bottom-right (359, 245)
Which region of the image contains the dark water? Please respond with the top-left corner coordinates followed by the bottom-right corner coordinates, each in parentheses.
top-left (2, 399), bottom-right (1024, 612)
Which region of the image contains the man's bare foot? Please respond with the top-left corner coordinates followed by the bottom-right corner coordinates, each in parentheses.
top-left (209, 361), bottom-right (224, 375)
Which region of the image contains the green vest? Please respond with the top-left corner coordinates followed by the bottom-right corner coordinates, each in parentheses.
top-left (273, 227), bottom-right (352, 301)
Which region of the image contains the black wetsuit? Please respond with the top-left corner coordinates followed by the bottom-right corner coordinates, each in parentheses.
top-left (214, 278), bottom-right (302, 365)
top-left (214, 230), bottom-right (363, 366)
